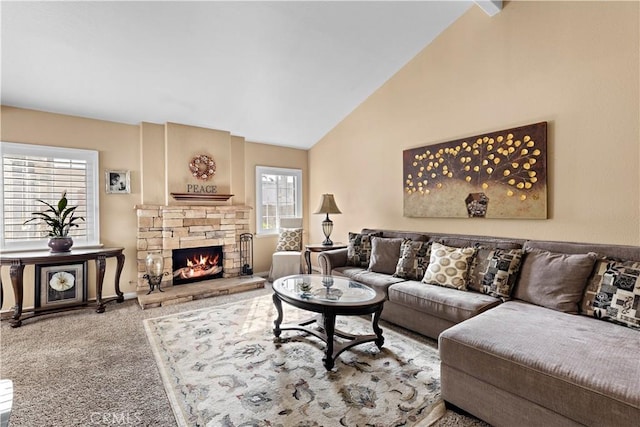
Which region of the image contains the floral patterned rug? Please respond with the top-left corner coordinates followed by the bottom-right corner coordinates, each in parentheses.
top-left (144, 295), bottom-right (446, 427)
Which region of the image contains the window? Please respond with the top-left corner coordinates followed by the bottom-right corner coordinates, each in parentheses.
top-left (0, 142), bottom-right (100, 251)
top-left (256, 166), bottom-right (302, 235)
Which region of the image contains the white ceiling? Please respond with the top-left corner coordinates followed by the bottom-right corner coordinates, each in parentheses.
top-left (1, 1), bottom-right (477, 149)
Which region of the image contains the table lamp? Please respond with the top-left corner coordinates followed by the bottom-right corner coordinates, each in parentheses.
top-left (314, 194), bottom-right (342, 246)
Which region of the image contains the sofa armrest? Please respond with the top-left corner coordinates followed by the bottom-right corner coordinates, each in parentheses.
top-left (318, 248), bottom-right (348, 275)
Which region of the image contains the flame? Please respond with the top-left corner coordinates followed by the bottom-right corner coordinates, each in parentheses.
top-left (174, 252), bottom-right (222, 279)
top-left (186, 253), bottom-right (219, 269)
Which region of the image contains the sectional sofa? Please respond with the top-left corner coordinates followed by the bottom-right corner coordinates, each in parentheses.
top-left (318, 228), bottom-right (640, 427)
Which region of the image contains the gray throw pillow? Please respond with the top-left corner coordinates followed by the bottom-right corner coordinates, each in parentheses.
top-left (468, 247), bottom-right (523, 299)
top-left (368, 237), bottom-right (403, 275)
top-left (394, 239), bottom-right (432, 280)
top-left (581, 258), bottom-right (640, 329)
top-left (513, 248), bottom-right (597, 314)
top-left (347, 232), bottom-right (382, 268)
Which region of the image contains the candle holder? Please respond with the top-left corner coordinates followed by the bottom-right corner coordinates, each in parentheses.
top-left (144, 252), bottom-right (168, 294)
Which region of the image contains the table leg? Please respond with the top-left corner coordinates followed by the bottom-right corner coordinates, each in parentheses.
top-left (322, 312), bottom-right (336, 370)
top-left (95, 255), bottom-right (106, 313)
top-left (9, 262), bottom-right (25, 328)
top-left (372, 305), bottom-right (384, 349)
top-left (114, 253), bottom-right (125, 303)
top-left (304, 249), bottom-right (312, 274)
top-left (272, 293), bottom-right (283, 338)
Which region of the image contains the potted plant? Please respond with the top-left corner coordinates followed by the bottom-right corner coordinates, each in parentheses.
top-left (23, 191), bottom-right (85, 252)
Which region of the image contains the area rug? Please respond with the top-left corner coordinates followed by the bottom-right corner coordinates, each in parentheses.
top-left (144, 295), bottom-right (446, 427)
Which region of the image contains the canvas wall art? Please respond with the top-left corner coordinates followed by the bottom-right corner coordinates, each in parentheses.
top-left (403, 122), bottom-right (547, 219)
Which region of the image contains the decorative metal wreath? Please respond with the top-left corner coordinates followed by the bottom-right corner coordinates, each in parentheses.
top-left (189, 154), bottom-right (216, 181)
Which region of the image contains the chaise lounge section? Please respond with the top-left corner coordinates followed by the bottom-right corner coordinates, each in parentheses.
top-left (319, 229), bottom-right (640, 426)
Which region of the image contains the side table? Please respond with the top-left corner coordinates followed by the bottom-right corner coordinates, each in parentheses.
top-left (304, 243), bottom-right (347, 274)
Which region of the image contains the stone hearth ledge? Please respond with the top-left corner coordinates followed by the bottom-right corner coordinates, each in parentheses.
top-left (137, 276), bottom-right (266, 309)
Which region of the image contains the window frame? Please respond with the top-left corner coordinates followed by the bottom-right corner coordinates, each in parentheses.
top-left (0, 141), bottom-right (100, 252)
top-left (255, 166), bottom-right (302, 235)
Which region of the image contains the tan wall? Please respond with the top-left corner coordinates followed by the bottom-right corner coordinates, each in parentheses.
top-left (244, 141), bottom-right (309, 273)
top-left (309, 1), bottom-right (640, 247)
top-left (1, 107), bottom-right (309, 310)
top-left (140, 122), bottom-right (165, 205)
top-left (1, 106), bottom-right (140, 310)
top-left (164, 123), bottom-right (232, 202)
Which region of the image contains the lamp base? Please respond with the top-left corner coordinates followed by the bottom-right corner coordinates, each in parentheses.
top-left (321, 237), bottom-right (333, 246)
top-left (322, 215), bottom-right (334, 246)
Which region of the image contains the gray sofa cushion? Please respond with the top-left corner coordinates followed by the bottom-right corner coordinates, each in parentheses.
top-left (333, 266), bottom-right (405, 295)
top-left (513, 248), bottom-right (597, 313)
top-left (361, 228), bottom-right (429, 242)
top-left (439, 301), bottom-right (640, 426)
top-left (368, 237), bottom-right (403, 275)
top-left (388, 281), bottom-right (500, 324)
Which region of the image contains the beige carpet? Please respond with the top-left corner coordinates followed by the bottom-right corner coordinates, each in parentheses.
top-left (0, 283), bottom-right (488, 426)
top-left (145, 295), bottom-right (446, 426)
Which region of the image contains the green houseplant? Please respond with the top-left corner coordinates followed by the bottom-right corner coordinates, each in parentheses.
top-left (23, 191), bottom-right (85, 252)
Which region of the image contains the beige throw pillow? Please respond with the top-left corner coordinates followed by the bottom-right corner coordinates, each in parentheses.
top-left (275, 228), bottom-right (302, 251)
top-left (422, 242), bottom-right (475, 290)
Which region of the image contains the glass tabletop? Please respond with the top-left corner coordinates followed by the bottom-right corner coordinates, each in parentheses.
top-left (273, 275), bottom-right (377, 303)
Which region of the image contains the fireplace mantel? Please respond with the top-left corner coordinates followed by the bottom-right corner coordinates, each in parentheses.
top-left (134, 204), bottom-right (251, 291)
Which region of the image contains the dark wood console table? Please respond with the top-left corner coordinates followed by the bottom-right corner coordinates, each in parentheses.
top-left (0, 247), bottom-right (125, 327)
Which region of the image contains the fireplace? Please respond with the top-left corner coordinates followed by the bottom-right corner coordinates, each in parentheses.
top-left (135, 204), bottom-right (252, 291)
top-left (172, 246), bottom-right (224, 285)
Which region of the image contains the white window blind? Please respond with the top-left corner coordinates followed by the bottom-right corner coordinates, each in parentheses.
top-left (256, 166), bottom-right (302, 235)
top-left (0, 142), bottom-right (100, 251)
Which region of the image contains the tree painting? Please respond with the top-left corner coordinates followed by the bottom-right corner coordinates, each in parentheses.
top-left (403, 122), bottom-right (547, 219)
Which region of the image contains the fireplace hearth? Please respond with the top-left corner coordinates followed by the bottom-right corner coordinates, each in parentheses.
top-left (135, 204), bottom-right (252, 291)
top-left (172, 246), bottom-right (223, 285)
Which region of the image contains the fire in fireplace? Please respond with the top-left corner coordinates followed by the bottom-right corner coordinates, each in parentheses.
top-left (172, 246), bottom-right (223, 285)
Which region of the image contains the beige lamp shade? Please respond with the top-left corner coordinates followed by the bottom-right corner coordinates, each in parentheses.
top-left (314, 194), bottom-right (341, 245)
top-left (314, 194), bottom-right (342, 215)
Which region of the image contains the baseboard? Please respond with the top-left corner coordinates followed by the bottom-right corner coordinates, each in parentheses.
top-left (0, 292), bottom-right (138, 319)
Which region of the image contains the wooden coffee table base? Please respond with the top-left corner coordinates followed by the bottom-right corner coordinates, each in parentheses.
top-left (272, 293), bottom-right (384, 370)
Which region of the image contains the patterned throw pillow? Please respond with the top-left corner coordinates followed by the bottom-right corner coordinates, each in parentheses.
top-left (347, 232), bottom-right (382, 268)
top-left (275, 228), bottom-right (302, 251)
top-left (422, 242), bottom-right (476, 290)
top-left (468, 248), bottom-right (523, 299)
top-left (394, 239), bottom-right (432, 280)
top-left (582, 259), bottom-right (640, 329)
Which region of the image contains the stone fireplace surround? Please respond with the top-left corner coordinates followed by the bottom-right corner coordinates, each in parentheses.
top-left (134, 204), bottom-right (251, 291)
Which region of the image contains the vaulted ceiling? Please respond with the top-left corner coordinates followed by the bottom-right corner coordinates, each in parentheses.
top-left (1, 1), bottom-right (499, 149)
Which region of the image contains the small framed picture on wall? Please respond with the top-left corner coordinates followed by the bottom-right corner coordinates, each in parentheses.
top-left (35, 262), bottom-right (88, 309)
top-left (106, 170), bottom-right (130, 194)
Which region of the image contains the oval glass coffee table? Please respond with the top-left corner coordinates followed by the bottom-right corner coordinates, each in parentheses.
top-left (272, 274), bottom-right (386, 370)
